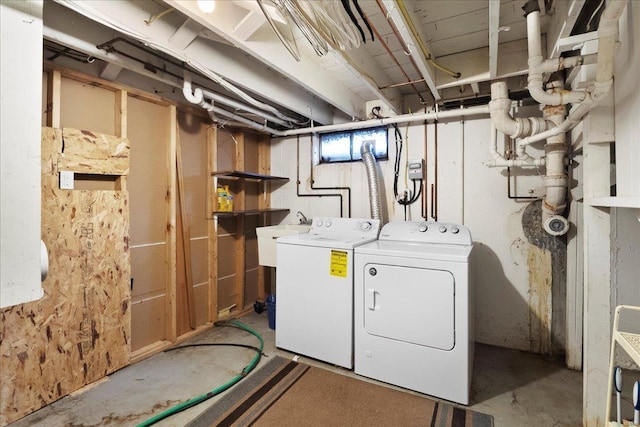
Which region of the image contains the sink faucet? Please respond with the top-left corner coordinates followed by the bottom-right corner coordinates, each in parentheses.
top-left (296, 211), bottom-right (310, 224)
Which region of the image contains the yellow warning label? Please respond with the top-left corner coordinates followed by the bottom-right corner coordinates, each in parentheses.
top-left (330, 250), bottom-right (348, 278)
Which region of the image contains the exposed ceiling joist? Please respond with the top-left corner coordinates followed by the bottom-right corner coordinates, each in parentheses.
top-left (380, 0), bottom-right (439, 100)
top-left (165, 0), bottom-right (400, 120)
top-left (49, 0), bottom-right (335, 123)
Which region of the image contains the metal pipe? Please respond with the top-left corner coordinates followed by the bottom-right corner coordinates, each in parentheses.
top-left (360, 142), bottom-right (383, 221)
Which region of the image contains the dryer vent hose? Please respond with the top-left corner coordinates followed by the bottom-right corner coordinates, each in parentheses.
top-left (361, 142), bottom-right (382, 221)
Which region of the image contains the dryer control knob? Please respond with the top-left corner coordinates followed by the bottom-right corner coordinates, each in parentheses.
top-left (451, 226), bottom-right (459, 234)
top-left (361, 221), bottom-right (372, 231)
top-left (325, 220), bottom-right (332, 227)
top-left (316, 219), bottom-right (323, 226)
top-left (439, 226), bottom-right (447, 233)
top-left (418, 223), bottom-right (428, 232)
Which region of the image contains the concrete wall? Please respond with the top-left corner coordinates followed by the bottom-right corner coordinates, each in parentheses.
top-left (270, 115), bottom-right (560, 353)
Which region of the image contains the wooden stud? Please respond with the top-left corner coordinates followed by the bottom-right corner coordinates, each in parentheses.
top-left (176, 125), bottom-right (196, 329)
top-left (115, 89), bottom-right (127, 138)
top-left (46, 69), bottom-right (61, 128)
top-left (166, 105), bottom-right (178, 342)
top-left (208, 126), bottom-right (219, 323)
top-left (234, 130), bottom-right (246, 312)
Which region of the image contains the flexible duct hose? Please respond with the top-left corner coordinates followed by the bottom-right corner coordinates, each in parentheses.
top-left (361, 142), bottom-right (382, 221)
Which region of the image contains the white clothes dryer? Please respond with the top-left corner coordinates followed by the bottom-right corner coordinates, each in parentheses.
top-left (276, 217), bottom-right (380, 369)
top-left (354, 220), bottom-right (474, 405)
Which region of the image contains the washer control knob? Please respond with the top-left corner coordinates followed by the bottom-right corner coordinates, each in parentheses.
top-left (316, 219), bottom-right (323, 226)
top-left (418, 223), bottom-right (428, 232)
top-left (439, 226), bottom-right (447, 233)
top-left (451, 226), bottom-right (459, 234)
top-left (361, 221), bottom-right (372, 231)
top-left (325, 220), bottom-right (332, 227)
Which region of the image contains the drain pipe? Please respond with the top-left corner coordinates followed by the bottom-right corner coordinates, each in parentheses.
top-left (541, 89), bottom-right (569, 236)
top-left (361, 142), bottom-right (383, 221)
top-left (524, 0), bottom-right (587, 106)
top-left (517, 0), bottom-right (627, 149)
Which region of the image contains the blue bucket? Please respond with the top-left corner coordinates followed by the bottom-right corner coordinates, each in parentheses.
top-left (266, 294), bottom-right (276, 330)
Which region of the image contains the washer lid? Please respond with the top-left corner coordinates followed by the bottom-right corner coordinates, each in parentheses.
top-left (355, 239), bottom-right (472, 262)
top-left (277, 217), bottom-right (380, 250)
top-left (278, 232), bottom-right (378, 250)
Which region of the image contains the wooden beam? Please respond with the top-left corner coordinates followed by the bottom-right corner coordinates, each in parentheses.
top-left (166, 105), bottom-right (178, 341)
top-left (208, 126), bottom-right (218, 323)
top-left (234, 130), bottom-right (246, 312)
top-left (176, 126), bottom-right (196, 329)
top-left (46, 69), bottom-right (61, 128)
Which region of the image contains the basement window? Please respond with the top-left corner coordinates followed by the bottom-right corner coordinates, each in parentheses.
top-left (319, 127), bottom-right (388, 163)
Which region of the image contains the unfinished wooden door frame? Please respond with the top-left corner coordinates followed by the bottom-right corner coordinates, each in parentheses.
top-left (43, 64), bottom-right (218, 363)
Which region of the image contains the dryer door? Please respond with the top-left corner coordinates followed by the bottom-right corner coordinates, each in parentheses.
top-left (362, 263), bottom-right (455, 350)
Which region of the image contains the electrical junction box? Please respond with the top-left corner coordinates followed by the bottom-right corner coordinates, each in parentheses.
top-left (408, 159), bottom-right (424, 180)
top-left (59, 171), bottom-right (74, 190)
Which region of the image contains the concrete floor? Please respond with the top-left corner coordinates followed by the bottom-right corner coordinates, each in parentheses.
top-left (10, 312), bottom-right (583, 426)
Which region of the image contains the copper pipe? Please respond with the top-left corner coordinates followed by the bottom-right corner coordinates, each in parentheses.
top-left (422, 118), bottom-right (428, 219)
top-left (431, 119), bottom-right (438, 221)
top-left (373, 0), bottom-right (428, 103)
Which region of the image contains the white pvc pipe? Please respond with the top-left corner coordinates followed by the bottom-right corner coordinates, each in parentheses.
top-left (276, 105), bottom-right (491, 137)
top-left (518, 0), bottom-right (627, 149)
top-left (526, 9), bottom-right (586, 106)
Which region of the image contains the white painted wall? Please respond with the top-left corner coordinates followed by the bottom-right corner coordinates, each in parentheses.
top-left (271, 115), bottom-right (551, 351)
top-left (0, 1), bottom-right (44, 308)
top-left (613, 1), bottom-right (640, 200)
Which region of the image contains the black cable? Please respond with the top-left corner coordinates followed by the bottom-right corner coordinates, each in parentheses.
top-left (352, 0), bottom-right (374, 42)
top-left (341, 0), bottom-right (366, 43)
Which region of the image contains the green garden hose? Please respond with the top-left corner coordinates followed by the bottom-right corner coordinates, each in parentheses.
top-left (136, 320), bottom-right (264, 427)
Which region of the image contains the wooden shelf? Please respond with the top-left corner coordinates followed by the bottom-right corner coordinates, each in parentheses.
top-left (587, 196), bottom-right (640, 208)
top-left (213, 208), bottom-right (289, 217)
top-left (212, 170), bottom-right (289, 181)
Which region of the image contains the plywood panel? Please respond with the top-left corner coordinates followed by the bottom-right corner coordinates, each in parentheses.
top-left (243, 132), bottom-right (261, 173)
top-left (127, 96), bottom-right (170, 245)
top-left (217, 217), bottom-right (238, 235)
top-left (216, 129), bottom-right (235, 170)
top-left (193, 282), bottom-right (209, 326)
top-left (130, 245), bottom-right (166, 298)
top-left (178, 111), bottom-right (208, 238)
top-left (218, 276), bottom-right (237, 311)
top-left (60, 77), bottom-right (115, 135)
top-left (131, 297), bottom-right (166, 351)
top-left (59, 128), bottom-right (129, 175)
top-left (218, 235), bottom-right (237, 278)
top-left (245, 233), bottom-right (259, 269)
top-left (0, 128), bottom-right (130, 425)
top-left (244, 269), bottom-right (259, 310)
top-left (190, 238), bottom-right (208, 285)
top-left (127, 96), bottom-right (172, 350)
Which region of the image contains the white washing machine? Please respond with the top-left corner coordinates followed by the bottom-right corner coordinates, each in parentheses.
top-left (354, 220), bottom-right (474, 405)
top-left (276, 217), bottom-right (380, 369)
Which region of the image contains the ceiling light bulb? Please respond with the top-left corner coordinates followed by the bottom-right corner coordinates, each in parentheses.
top-left (197, 0), bottom-right (216, 13)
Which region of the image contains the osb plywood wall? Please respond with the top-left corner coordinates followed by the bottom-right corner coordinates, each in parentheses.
top-left (0, 127), bottom-right (130, 426)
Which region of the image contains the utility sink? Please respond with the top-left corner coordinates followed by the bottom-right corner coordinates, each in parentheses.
top-left (256, 224), bottom-right (310, 267)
